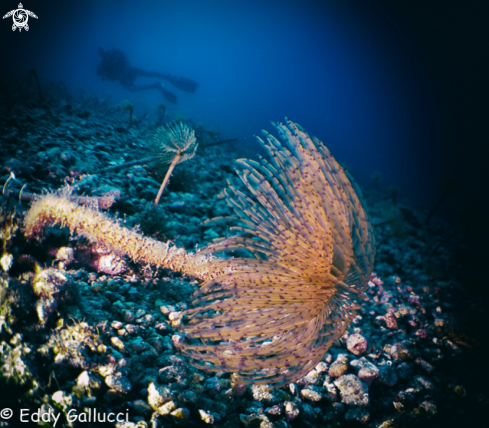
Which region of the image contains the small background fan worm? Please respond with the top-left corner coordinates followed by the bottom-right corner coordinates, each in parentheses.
top-left (176, 119), bottom-right (375, 388)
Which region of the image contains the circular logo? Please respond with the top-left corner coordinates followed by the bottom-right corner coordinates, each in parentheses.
top-left (0, 408), bottom-right (13, 419)
top-left (13, 9), bottom-right (27, 25)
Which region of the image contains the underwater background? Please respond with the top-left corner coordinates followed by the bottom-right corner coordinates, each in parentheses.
top-left (1, 0), bottom-right (489, 427)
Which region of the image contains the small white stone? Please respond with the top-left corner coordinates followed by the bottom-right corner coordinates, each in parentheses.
top-left (0, 253), bottom-right (13, 272)
top-left (199, 409), bottom-right (215, 424)
top-left (110, 336), bottom-right (125, 351)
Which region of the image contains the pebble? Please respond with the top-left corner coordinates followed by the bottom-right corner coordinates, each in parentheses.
top-left (323, 380), bottom-right (338, 402)
top-left (159, 305), bottom-right (176, 315)
top-left (110, 336), bottom-right (125, 351)
top-left (289, 383), bottom-right (299, 396)
top-left (347, 333), bottom-right (368, 355)
top-left (0, 253), bottom-right (13, 272)
top-left (265, 405), bottom-right (282, 416)
top-left (334, 374), bottom-right (369, 407)
top-left (240, 414), bottom-right (274, 428)
top-left (52, 390), bottom-right (72, 410)
top-left (121, 310), bottom-right (135, 323)
top-left (154, 322), bottom-right (171, 333)
top-left (284, 401), bottom-right (300, 420)
top-left (55, 247), bottom-right (74, 262)
top-left (157, 400), bottom-right (177, 416)
top-left (251, 384), bottom-right (275, 403)
top-left (329, 354), bottom-right (349, 377)
top-left (147, 382), bottom-right (172, 411)
top-left (105, 375), bottom-right (132, 393)
top-left (168, 311), bottom-right (182, 321)
top-left (125, 324), bottom-right (141, 334)
top-left (198, 409), bottom-right (215, 424)
top-left (315, 361), bottom-right (328, 373)
top-left (300, 386), bottom-right (323, 402)
top-left (350, 357), bottom-right (379, 385)
top-left (111, 321), bottom-right (123, 330)
top-left (384, 312), bottom-right (398, 329)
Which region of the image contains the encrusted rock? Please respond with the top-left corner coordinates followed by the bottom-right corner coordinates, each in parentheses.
top-left (0, 253), bottom-right (14, 272)
top-left (55, 247), bottom-right (74, 263)
top-left (159, 305), bottom-right (176, 315)
top-left (147, 382), bottom-right (172, 411)
top-left (329, 354), bottom-right (349, 377)
top-left (265, 405), bottom-right (282, 416)
top-left (323, 379), bottom-right (338, 401)
top-left (350, 357), bottom-right (379, 385)
top-left (252, 384), bottom-right (275, 402)
top-left (300, 386), bottom-right (323, 402)
top-left (299, 368), bottom-right (321, 385)
top-left (110, 336), bottom-right (125, 351)
top-left (52, 390), bottom-right (73, 411)
top-left (334, 374), bottom-right (369, 407)
top-left (73, 370), bottom-right (102, 398)
top-left (384, 312), bottom-right (398, 329)
top-left (121, 310), bottom-right (135, 323)
top-left (315, 361), bottom-right (328, 373)
top-left (240, 413), bottom-right (275, 428)
top-left (105, 374), bottom-right (131, 393)
top-left (111, 321), bottom-right (123, 330)
top-left (198, 409), bottom-right (215, 424)
top-left (347, 333), bottom-right (368, 356)
top-left (125, 324), bottom-right (141, 334)
top-left (158, 400), bottom-right (177, 416)
top-left (32, 269), bottom-right (68, 326)
top-left (289, 383), bottom-right (298, 396)
top-left (284, 401), bottom-right (300, 420)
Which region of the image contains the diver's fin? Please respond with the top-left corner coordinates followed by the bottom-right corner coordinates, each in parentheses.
top-left (161, 74), bottom-right (199, 93)
top-left (160, 87), bottom-right (178, 104)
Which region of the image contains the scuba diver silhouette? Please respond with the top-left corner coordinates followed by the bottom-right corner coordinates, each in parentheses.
top-left (97, 47), bottom-right (198, 104)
